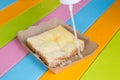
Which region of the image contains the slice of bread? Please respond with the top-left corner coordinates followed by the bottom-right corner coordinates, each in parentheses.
top-left (27, 25), bottom-right (84, 67)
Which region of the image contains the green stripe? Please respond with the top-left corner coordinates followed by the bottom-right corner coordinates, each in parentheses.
top-left (0, 0), bottom-right (60, 48)
top-left (81, 29), bottom-right (120, 80)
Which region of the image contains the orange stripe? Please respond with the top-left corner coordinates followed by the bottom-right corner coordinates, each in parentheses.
top-left (0, 0), bottom-right (41, 27)
top-left (40, 0), bottom-right (120, 80)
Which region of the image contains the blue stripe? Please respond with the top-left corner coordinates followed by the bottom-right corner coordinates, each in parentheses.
top-left (67, 0), bottom-right (115, 34)
top-left (0, 0), bottom-right (17, 10)
top-left (0, 0), bottom-right (115, 80)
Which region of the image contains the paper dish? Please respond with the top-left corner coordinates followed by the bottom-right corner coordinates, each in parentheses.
top-left (17, 18), bottom-right (98, 74)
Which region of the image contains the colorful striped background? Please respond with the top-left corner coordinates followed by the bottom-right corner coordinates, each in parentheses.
top-left (0, 0), bottom-right (120, 80)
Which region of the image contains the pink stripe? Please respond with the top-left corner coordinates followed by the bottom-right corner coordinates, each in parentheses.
top-left (35, 0), bottom-right (89, 25)
top-left (0, 0), bottom-right (90, 77)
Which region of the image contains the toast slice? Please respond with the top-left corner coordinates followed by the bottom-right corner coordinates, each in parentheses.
top-left (27, 25), bottom-right (84, 67)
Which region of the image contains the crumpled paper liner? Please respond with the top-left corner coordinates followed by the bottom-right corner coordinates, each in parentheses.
top-left (17, 18), bottom-right (98, 74)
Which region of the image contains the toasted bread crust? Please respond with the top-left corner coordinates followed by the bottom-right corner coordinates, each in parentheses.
top-left (27, 40), bottom-right (79, 67)
top-left (26, 26), bottom-right (84, 68)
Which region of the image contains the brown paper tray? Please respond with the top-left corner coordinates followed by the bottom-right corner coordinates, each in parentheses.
top-left (17, 18), bottom-right (98, 74)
